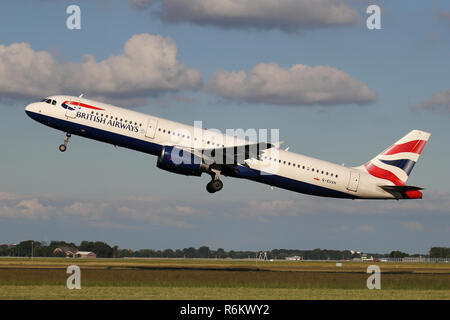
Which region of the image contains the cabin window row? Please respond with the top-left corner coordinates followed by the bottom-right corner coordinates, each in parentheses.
top-left (262, 156), bottom-right (339, 178)
top-left (157, 127), bottom-right (225, 147)
top-left (89, 111), bottom-right (142, 126)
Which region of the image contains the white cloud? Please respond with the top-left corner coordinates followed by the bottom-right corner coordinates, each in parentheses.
top-left (0, 34), bottom-right (202, 105)
top-left (0, 193), bottom-right (208, 228)
top-left (156, 0), bottom-right (360, 32)
top-left (130, 0), bottom-right (158, 9)
top-left (1, 191), bottom-right (448, 230)
top-left (232, 192), bottom-right (450, 221)
top-left (400, 221), bottom-right (424, 232)
top-left (420, 89), bottom-right (450, 113)
top-left (438, 10), bottom-right (450, 23)
top-left (206, 63), bottom-right (378, 106)
top-left (358, 225), bottom-right (374, 232)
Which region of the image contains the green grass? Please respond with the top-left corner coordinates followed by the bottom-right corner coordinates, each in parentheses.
top-left (0, 258), bottom-right (448, 299)
top-left (1, 286), bottom-right (449, 300)
top-left (0, 269), bottom-right (449, 290)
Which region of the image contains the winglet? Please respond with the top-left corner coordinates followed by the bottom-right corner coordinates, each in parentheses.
top-left (272, 141), bottom-right (284, 149)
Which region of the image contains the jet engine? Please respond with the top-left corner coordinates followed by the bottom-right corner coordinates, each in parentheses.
top-left (156, 146), bottom-right (207, 177)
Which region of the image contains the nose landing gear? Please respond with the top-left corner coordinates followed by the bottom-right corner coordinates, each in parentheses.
top-left (59, 133), bottom-right (71, 152)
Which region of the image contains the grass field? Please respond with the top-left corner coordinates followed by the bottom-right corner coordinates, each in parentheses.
top-left (0, 258), bottom-right (449, 299)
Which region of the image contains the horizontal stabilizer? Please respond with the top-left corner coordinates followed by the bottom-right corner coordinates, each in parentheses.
top-left (379, 185), bottom-right (424, 199)
top-left (380, 185), bottom-right (423, 192)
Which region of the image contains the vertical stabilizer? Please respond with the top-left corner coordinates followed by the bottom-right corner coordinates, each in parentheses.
top-left (360, 130), bottom-right (431, 185)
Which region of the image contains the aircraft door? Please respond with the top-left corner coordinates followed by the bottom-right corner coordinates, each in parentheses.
top-left (145, 118), bottom-right (158, 138)
top-left (347, 171), bottom-right (360, 192)
top-left (65, 99), bottom-right (80, 118)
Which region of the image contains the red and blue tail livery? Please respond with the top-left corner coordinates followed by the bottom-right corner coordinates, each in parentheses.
top-left (25, 95), bottom-right (431, 200)
top-left (361, 130), bottom-right (431, 199)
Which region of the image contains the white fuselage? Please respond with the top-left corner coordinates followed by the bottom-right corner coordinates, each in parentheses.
top-left (25, 95), bottom-right (396, 199)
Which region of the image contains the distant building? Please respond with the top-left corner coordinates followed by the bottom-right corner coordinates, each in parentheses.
top-left (285, 256), bottom-right (303, 261)
top-left (361, 254), bottom-right (374, 262)
top-left (75, 251), bottom-right (96, 258)
top-left (53, 247), bottom-right (78, 258)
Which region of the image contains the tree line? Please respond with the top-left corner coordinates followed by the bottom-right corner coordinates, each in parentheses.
top-left (0, 240), bottom-right (448, 259)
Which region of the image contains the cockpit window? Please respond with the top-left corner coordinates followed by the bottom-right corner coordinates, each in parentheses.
top-left (52, 100), bottom-right (56, 105)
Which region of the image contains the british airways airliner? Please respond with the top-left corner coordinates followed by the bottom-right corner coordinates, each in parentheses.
top-left (25, 95), bottom-right (430, 199)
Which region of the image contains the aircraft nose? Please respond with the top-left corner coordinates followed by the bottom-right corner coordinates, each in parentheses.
top-left (25, 102), bottom-right (41, 119)
top-left (25, 102), bottom-right (38, 113)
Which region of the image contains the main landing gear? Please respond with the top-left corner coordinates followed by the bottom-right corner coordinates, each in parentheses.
top-left (206, 168), bottom-right (223, 193)
top-left (59, 133), bottom-right (71, 152)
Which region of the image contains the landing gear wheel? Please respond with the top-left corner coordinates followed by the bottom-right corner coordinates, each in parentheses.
top-left (59, 144), bottom-right (67, 152)
top-left (206, 182), bottom-right (215, 193)
top-left (212, 179), bottom-right (223, 192)
top-left (206, 179), bottom-right (223, 193)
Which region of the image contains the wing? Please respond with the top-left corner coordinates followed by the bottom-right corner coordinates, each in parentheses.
top-left (186, 142), bottom-right (274, 166)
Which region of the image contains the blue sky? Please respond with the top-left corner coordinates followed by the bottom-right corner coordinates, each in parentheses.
top-left (0, 0), bottom-right (449, 254)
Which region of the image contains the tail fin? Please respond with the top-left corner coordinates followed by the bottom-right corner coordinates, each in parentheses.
top-left (360, 130), bottom-right (431, 186)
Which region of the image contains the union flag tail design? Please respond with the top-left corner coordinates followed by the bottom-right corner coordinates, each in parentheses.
top-left (363, 130), bottom-right (431, 186)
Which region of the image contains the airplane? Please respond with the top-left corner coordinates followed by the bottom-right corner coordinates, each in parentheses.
top-left (25, 95), bottom-right (431, 199)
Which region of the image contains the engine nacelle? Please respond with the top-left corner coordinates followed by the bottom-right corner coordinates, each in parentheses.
top-left (157, 146), bottom-right (206, 177)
